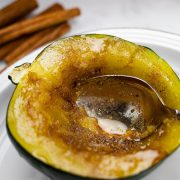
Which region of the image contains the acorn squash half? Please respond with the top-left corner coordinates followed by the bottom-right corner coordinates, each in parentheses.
top-left (7, 34), bottom-right (180, 179)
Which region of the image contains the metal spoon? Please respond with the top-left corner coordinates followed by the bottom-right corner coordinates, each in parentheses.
top-left (76, 75), bottom-right (180, 140)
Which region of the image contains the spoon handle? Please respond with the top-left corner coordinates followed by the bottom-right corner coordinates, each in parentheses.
top-left (165, 106), bottom-right (180, 119)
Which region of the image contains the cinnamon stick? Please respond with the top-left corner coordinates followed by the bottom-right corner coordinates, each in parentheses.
top-left (5, 3), bottom-right (70, 64)
top-left (39, 3), bottom-right (64, 15)
top-left (0, 38), bottom-right (26, 59)
top-left (0, 0), bottom-right (38, 27)
top-left (0, 8), bottom-right (80, 45)
top-left (6, 23), bottom-right (70, 64)
top-left (0, 3), bottom-right (64, 60)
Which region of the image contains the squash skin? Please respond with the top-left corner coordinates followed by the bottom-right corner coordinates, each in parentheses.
top-left (7, 34), bottom-right (180, 179)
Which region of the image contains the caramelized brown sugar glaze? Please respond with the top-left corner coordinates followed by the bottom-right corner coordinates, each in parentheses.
top-left (23, 60), bottom-right (163, 155)
top-left (8, 35), bottom-right (180, 178)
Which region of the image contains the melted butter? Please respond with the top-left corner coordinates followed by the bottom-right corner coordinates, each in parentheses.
top-left (98, 118), bottom-right (127, 135)
top-left (81, 104), bottom-right (128, 134)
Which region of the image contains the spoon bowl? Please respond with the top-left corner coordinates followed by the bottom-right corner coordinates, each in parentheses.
top-left (76, 75), bottom-right (180, 140)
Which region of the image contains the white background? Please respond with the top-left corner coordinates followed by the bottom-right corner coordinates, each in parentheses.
top-left (1, 0), bottom-right (180, 35)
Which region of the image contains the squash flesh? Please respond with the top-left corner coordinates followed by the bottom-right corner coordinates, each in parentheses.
top-left (7, 34), bottom-right (180, 179)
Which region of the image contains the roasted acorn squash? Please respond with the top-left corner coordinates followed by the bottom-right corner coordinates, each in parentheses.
top-left (7, 34), bottom-right (180, 179)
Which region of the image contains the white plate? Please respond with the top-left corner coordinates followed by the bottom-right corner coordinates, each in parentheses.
top-left (0, 28), bottom-right (180, 180)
